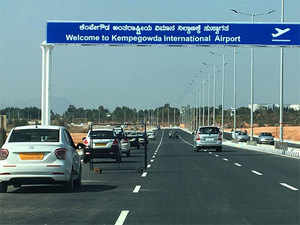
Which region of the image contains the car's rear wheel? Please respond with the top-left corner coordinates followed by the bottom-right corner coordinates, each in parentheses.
top-left (116, 151), bottom-right (122, 163)
top-left (74, 166), bottom-right (82, 191)
top-left (216, 147), bottom-right (222, 152)
top-left (0, 182), bottom-right (8, 193)
top-left (126, 151), bottom-right (130, 157)
top-left (64, 171), bottom-right (74, 192)
top-left (137, 145), bottom-right (140, 150)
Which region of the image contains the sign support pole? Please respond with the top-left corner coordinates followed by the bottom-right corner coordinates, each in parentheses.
top-left (40, 41), bottom-right (54, 126)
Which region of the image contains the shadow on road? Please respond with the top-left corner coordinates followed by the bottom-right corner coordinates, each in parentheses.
top-left (10, 184), bottom-right (117, 194)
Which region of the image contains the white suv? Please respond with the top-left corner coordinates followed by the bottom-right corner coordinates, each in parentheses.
top-left (0, 125), bottom-right (81, 193)
top-left (193, 126), bottom-right (222, 152)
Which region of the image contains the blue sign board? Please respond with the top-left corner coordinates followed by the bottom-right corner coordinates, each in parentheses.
top-left (47, 22), bottom-right (300, 46)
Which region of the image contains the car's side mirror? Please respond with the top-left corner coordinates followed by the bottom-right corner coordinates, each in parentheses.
top-left (82, 137), bottom-right (86, 141)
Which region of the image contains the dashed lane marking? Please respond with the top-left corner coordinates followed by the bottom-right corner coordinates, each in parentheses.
top-left (141, 172), bottom-right (147, 177)
top-left (234, 163), bottom-right (242, 167)
top-left (223, 158), bottom-right (229, 161)
top-left (115, 210), bottom-right (129, 225)
top-left (251, 170), bottom-right (263, 176)
top-left (147, 164), bottom-right (151, 168)
top-left (133, 185), bottom-right (141, 193)
top-left (280, 183), bottom-right (299, 191)
top-left (150, 159), bottom-right (154, 163)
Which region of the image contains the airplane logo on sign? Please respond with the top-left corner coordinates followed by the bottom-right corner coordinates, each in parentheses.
top-left (272, 28), bottom-right (290, 38)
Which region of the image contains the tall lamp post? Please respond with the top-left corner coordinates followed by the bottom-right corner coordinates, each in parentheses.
top-left (230, 8), bottom-right (275, 141)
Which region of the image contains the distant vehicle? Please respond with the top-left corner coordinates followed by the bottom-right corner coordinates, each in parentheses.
top-left (83, 128), bottom-right (122, 163)
top-left (236, 131), bottom-right (250, 142)
top-left (257, 132), bottom-right (274, 145)
top-left (137, 132), bottom-right (147, 146)
top-left (232, 130), bottom-right (241, 139)
top-left (125, 131), bottom-right (140, 149)
top-left (193, 126), bottom-right (222, 152)
top-left (113, 127), bottom-right (130, 157)
top-left (168, 131), bottom-right (173, 138)
top-left (0, 125), bottom-right (82, 193)
top-left (147, 131), bottom-right (156, 140)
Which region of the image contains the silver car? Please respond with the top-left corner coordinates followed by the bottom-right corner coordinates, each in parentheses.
top-left (257, 132), bottom-right (274, 145)
top-left (193, 126), bottom-right (222, 152)
top-left (236, 131), bottom-right (250, 142)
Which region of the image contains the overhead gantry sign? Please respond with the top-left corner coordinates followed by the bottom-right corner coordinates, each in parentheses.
top-left (41, 21), bottom-right (300, 125)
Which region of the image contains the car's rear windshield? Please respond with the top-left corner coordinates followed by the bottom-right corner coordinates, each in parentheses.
top-left (9, 129), bottom-right (60, 142)
top-left (199, 127), bottom-right (220, 134)
top-left (89, 130), bottom-right (115, 139)
top-left (261, 132), bottom-right (272, 136)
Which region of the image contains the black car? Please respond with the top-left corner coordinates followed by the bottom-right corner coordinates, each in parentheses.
top-left (126, 131), bottom-right (140, 149)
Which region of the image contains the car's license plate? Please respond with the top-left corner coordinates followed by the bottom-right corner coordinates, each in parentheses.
top-left (206, 138), bottom-right (215, 142)
top-left (95, 143), bottom-right (106, 146)
top-left (19, 153), bottom-right (44, 160)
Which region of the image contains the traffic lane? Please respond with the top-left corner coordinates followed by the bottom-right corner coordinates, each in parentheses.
top-left (218, 144), bottom-right (300, 188)
top-left (180, 130), bottom-right (300, 187)
top-left (126, 136), bottom-right (300, 225)
top-left (0, 132), bottom-right (163, 225)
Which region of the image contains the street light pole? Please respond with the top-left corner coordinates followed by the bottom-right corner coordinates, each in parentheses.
top-left (233, 47), bottom-right (237, 133)
top-left (222, 54), bottom-right (225, 134)
top-left (280, 0), bottom-right (285, 142)
top-left (202, 80), bottom-right (205, 126)
top-left (213, 65), bottom-right (216, 125)
top-left (207, 73), bottom-right (210, 126)
top-left (230, 8), bottom-right (275, 141)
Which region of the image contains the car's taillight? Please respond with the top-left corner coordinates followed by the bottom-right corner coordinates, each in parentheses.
top-left (0, 149), bottom-right (9, 160)
top-left (55, 148), bottom-right (67, 160)
top-left (113, 139), bottom-right (119, 145)
top-left (196, 134), bottom-right (201, 141)
top-left (83, 138), bottom-right (89, 146)
top-left (123, 138), bottom-right (128, 143)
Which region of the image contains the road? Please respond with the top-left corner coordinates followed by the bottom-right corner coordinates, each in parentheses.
top-left (0, 129), bottom-right (299, 225)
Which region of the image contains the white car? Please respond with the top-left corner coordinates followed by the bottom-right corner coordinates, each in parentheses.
top-left (147, 131), bottom-right (155, 140)
top-left (0, 125), bottom-right (82, 193)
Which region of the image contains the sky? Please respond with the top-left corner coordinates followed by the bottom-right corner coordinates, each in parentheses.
top-left (0, 0), bottom-right (300, 114)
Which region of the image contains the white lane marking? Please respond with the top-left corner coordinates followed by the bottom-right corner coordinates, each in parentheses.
top-left (147, 164), bottom-right (151, 168)
top-left (152, 156), bottom-right (156, 159)
top-left (155, 130), bottom-right (164, 152)
top-left (251, 170), bottom-right (263, 176)
top-left (133, 185), bottom-right (141, 193)
top-left (179, 135), bottom-right (193, 146)
top-left (223, 158), bottom-right (229, 161)
top-left (234, 163), bottom-right (242, 167)
top-left (215, 154), bottom-right (219, 157)
top-left (150, 159), bottom-right (154, 163)
top-left (204, 149), bottom-right (207, 152)
top-left (141, 172), bottom-right (147, 177)
top-left (280, 183), bottom-right (299, 191)
top-left (115, 210), bottom-right (129, 225)
top-left (209, 152), bottom-right (212, 154)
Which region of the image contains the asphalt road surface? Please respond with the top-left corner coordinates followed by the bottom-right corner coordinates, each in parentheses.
top-left (0, 129), bottom-right (299, 225)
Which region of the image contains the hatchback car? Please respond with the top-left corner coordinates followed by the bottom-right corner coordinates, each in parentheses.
top-left (83, 128), bottom-right (122, 163)
top-left (257, 132), bottom-right (274, 145)
top-left (193, 126), bottom-right (222, 152)
top-left (0, 125), bottom-right (82, 193)
top-left (114, 128), bottom-right (130, 157)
